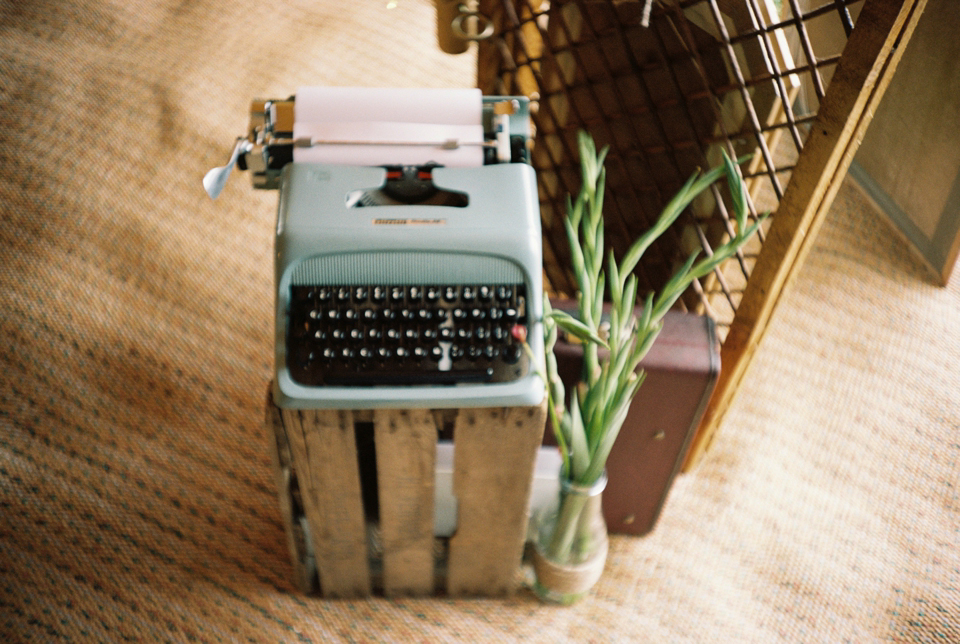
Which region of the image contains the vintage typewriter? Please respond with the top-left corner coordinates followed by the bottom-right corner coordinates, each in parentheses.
top-left (205, 87), bottom-right (544, 409)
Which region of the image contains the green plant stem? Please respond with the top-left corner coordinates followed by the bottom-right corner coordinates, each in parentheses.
top-left (535, 131), bottom-right (767, 568)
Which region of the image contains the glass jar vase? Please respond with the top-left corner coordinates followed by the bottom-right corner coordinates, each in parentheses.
top-left (531, 473), bottom-right (608, 604)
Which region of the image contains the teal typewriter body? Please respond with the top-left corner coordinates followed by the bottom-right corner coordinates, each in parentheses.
top-left (273, 161), bottom-right (544, 409)
top-left (207, 89), bottom-right (545, 409)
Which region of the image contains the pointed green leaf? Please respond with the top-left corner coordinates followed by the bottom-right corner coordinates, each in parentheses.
top-left (546, 310), bottom-right (609, 348)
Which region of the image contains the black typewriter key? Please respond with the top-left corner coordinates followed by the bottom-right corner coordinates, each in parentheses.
top-left (474, 325), bottom-right (489, 341)
top-left (353, 286), bottom-right (369, 302)
top-left (496, 285), bottom-right (513, 301)
top-left (297, 351), bottom-right (314, 369)
top-left (385, 328), bottom-right (401, 342)
top-left (322, 347), bottom-right (337, 361)
top-left (492, 326), bottom-right (507, 342)
top-left (456, 326), bottom-right (471, 341)
top-left (483, 345), bottom-right (500, 360)
top-left (435, 308), bottom-right (449, 321)
top-left (380, 308), bottom-right (396, 321)
top-left (344, 308), bottom-right (359, 321)
top-left (318, 287), bottom-right (333, 302)
top-left (377, 347), bottom-right (391, 360)
top-left (372, 286), bottom-right (387, 303)
top-left (443, 286), bottom-right (458, 302)
top-left (400, 308), bottom-right (416, 321)
top-left (395, 346), bottom-right (410, 360)
top-left (349, 328), bottom-right (364, 342)
top-left (461, 286), bottom-right (476, 301)
top-left (404, 328), bottom-right (419, 342)
top-left (293, 287), bottom-right (313, 302)
top-left (326, 309), bottom-right (340, 321)
top-left (336, 287), bottom-right (351, 302)
top-left (503, 307), bottom-right (518, 321)
top-left (407, 286), bottom-right (422, 301)
top-left (439, 327), bottom-right (455, 341)
top-left (470, 307), bottom-right (485, 321)
top-left (314, 329), bottom-right (327, 342)
top-left (449, 345), bottom-right (464, 361)
top-left (467, 345), bottom-right (483, 361)
top-left (358, 347), bottom-right (374, 361)
top-left (503, 344), bottom-right (523, 364)
top-left (422, 327), bottom-right (438, 341)
top-left (478, 285), bottom-right (493, 301)
top-left (425, 286), bottom-right (440, 302)
top-left (340, 347), bottom-right (354, 361)
top-left (362, 308), bottom-right (378, 322)
top-left (331, 328), bottom-right (347, 342)
top-left (417, 308), bottom-right (432, 322)
top-left (429, 345), bottom-right (444, 361)
top-left (412, 346), bottom-right (428, 360)
top-left (390, 286), bottom-right (405, 302)
top-left (488, 308), bottom-right (503, 321)
top-left (452, 308), bottom-right (468, 321)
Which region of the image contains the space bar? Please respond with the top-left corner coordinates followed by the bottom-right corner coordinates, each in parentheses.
top-left (326, 370), bottom-right (494, 386)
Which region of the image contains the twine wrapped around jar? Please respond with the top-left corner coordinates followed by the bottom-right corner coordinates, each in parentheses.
top-left (531, 474), bottom-right (608, 604)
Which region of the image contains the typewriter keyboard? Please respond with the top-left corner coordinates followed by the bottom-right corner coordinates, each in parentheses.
top-left (287, 283), bottom-right (530, 386)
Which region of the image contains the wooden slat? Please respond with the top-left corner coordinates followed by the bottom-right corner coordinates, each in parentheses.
top-left (447, 402), bottom-right (546, 596)
top-left (266, 388), bottom-right (318, 594)
top-left (685, 0), bottom-right (929, 469)
top-left (373, 408), bottom-right (438, 596)
top-left (281, 408), bottom-right (371, 598)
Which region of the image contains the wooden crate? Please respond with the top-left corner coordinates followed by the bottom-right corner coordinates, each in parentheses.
top-left (265, 385), bottom-right (547, 598)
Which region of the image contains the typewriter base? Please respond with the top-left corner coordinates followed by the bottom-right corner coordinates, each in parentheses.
top-left (266, 384), bottom-right (546, 598)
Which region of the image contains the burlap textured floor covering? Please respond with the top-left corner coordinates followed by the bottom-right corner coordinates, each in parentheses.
top-left (2, 0), bottom-right (958, 641)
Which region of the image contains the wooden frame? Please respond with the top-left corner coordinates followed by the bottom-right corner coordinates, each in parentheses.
top-left (687, 0), bottom-right (929, 465)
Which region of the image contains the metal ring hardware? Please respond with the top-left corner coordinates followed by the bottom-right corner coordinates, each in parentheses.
top-left (451, 3), bottom-right (494, 41)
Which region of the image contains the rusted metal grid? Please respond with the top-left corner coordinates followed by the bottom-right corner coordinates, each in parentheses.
top-left (478, 0), bottom-right (863, 340)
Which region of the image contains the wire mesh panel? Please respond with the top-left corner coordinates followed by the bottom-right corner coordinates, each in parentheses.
top-left (477, 0), bottom-right (864, 340)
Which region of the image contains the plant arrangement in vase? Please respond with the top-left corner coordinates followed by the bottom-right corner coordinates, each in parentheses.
top-left (529, 131), bottom-right (767, 604)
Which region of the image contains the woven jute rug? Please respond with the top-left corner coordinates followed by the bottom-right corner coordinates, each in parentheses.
top-left (2, 0), bottom-right (957, 641)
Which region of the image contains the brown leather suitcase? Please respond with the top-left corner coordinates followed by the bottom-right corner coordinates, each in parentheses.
top-left (546, 306), bottom-right (720, 535)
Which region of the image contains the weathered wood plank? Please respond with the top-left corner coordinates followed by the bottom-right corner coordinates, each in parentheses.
top-left (266, 388), bottom-right (318, 593)
top-left (447, 402), bottom-right (546, 596)
top-left (282, 408), bottom-right (371, 598)
top-left (373, 408), bottom-right (438, 596)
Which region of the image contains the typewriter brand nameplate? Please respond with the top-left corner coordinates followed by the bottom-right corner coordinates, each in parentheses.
top-left (373, 218), bottom-right (447, 226)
